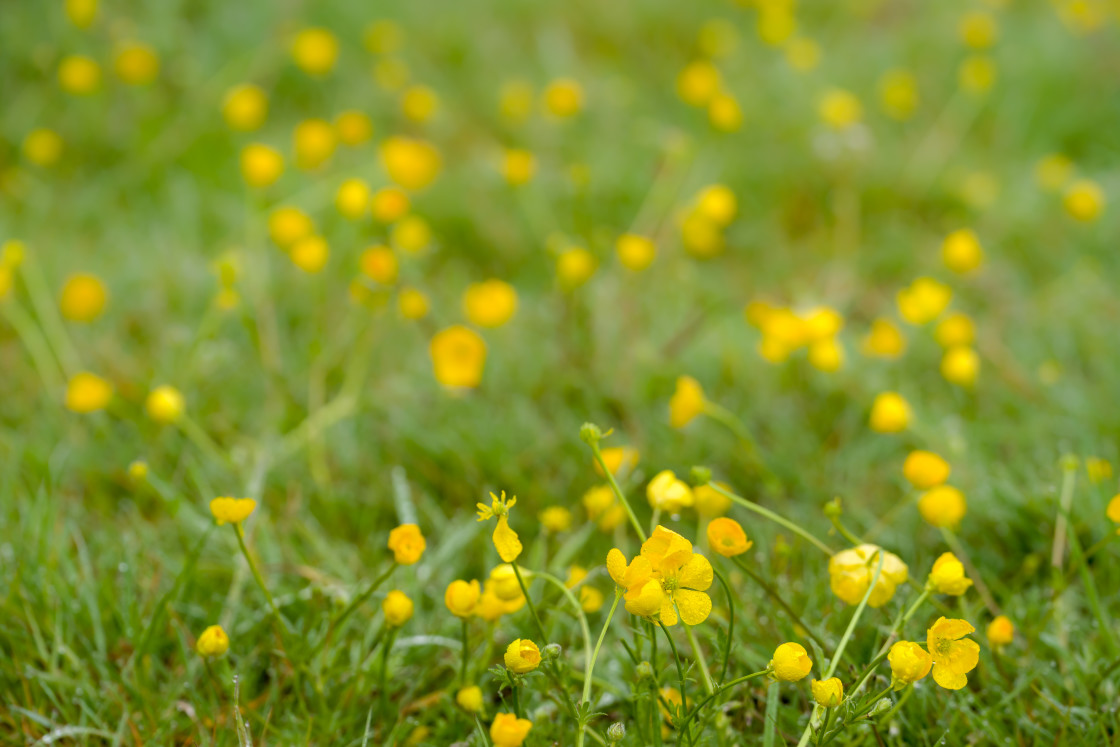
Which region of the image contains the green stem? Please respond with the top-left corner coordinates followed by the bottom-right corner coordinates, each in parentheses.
top-left (178, 413), bottom-right (231, 469)
top-left (460, 618), bottom-right (470, 685)
top-left (2, 301), bottom-right (65, 397)
top-left (828, 514), bottom-right (864, 546)
top-left (709, 483), bottom-right (834, 556)
top-left (1064, 534), bottom-right (1116, 585)
top-left (731, 556), bottom-right (827, 652)
top-left (233, 523), bottom-right (288, 631)
top-left (577, 592), bottom-right (622, 747)
top-left (658, 621), bottom-right (691, 746)
top-left (677, 669), bottom-right (769, 734)
top-left (1067, 519), bottom-right (1119, 655)
top-left (474, 715), bottom-right (492, 746)
top-left (703, 402), bottom-right (770, 478)
top-left (712, 567), bottom-right (735, 684)
top-left (587, 439), bottom-right (647, 542)
top-left (684, 623), bottom-right (715, 695)
top-left (848, 589), bottom-right (929, 698)
top-left (511, 562), bottom-right (548, 642)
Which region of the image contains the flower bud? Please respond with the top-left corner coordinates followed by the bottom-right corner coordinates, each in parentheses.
top-left (867, 697), bottom-right (893, 718)
top-left (690, 465), bottom-right (712, 485)
top-left (635, 661), bottom-right (654, 680)
top-left (580, 422), bottom-right (603, 445)
top-left (823, 497), bottom-right (843, 518)
top-left (542, 643), bottom-right (562, 661)
top-left (607, 723), bottom-right (626, 743)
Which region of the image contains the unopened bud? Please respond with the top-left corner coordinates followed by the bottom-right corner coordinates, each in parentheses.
top-left (690, 465), bottom-right (712, 485)
top-left (867, 697), bottom-right (893, 718)
top-left (607, 722), bottom-right (626, 743)
top-left (580, 422), bottom-right (603, 445)
top-left (635, 661), bottom-right (653, 680)
top-left (542, 643), bottom-right (562, 661)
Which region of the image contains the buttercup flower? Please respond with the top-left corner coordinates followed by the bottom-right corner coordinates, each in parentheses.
top-left (583, 485), bottom-right (626, 531)
top-left (240, 144), bottom-right (284, 188)
top-left (146, 385), bottom-right (185, 424)
top-left (818, 89), bottom-right (862, 130)
top-left (502, 149), bottom-right (535, 186)
top-left (647, 470), bottom-right (694, 513)
top-left (1107, 495), bottom-right (1120, 533)
top-left (291, 27), bottom-right (338, 76)
top-left (59, 55), bottom-right (101, 95)
top-left (336, 178), bottom-right (371, 220)
top-left (594, 446), bottom-right (640, 477)
top-left (941, 346), bottom-right (979, 387)
top-left (209, 497), bottom-right (257, 526)
top-left (888, 641), bottom-right (932, 689)
top-left (380, 136), bottom-right (442, 191)
top-left (869, 391), bottom-right (912, 433)
top-left (293, 119), bottom-right (336, 171)
top-left (335, 111), bottom-right (373, 146)
top-left (903, 450), bottom-right (950, 490)
top-left (114, 43), bottom-right (159, 85)
top-left (828, 544), bottom-right (909, 607)
top-left (941, 229), bottom-right (984, 274)
top-left (693, 482), bottom-right (732, 516)
top-left (360, 246), bottom-right (398, 285)
top-left (371, 187), bottom-right (411, 223)
top-left (504, 638), bottom-right (541, 674)
top-left (290, 236), bottom-right (330, 274)
top-left (65, 0), bottom-right (97, 28)
top-left (769, 642), bottom-right (812, 682)
top-left (580, 586), bottom-right (605, 613)
top-left (477, 491), bottom-right (522, 562)
top-left (879, 69), bottom-right (918, 120)
top-left (607, 548), bottom-right (665, 618)
top-left (463, 280), bottom-right (518, 328)
top-left (223, 84), bottom-right (268, 131)
top-left (268, 206), bottom-right (314, 248)
top-left (445, 579), bottom-right (482, 617)
top-left (456, 685), bottom-right (483, 712)
top-left (676, 60), bottom-right (721, 106)
top-left (811, 677), bottom-right (844, 707)
top-left (707, 518), bottom-right (752, 557)
top-left (430, 326), bottom-right (487, 388)
top-left (616, 234), bottom-right (656, 271)
top-left (65, 372), bottom-right (113, 413)
top-left (556, 246), bottom-right (597, 289)
top-left (387, 524), bottom-right (426, 564)
top-left (382, 590), bottom-right (414, 627)
top-left (987, 615), bottom-right (1014, 647)
top-left (669, 376), bottom-right (707, 428)
top-left (398, 287), bottom-right (430, 319)
top-left (196, 625), bottom-right (229, 658)
top-left (918, 486), bottom-right (967, 528)
top-left (60, 273), bottom-right (108, 322)
top-left (539, 506), bottom-right (572, 532)
top-left (897, 277), bottom-right (952, 325)
top-left (927, 552), bottom-right (973, 596)
top-left (927, 617), bottom-right (980, 690)
top-left (490, 713), bottom-right (532, 747)
top-left (862, 318), bottom-right (906, 359)
top-left (618, 526), bottom-right (713, 626)
top-left (23, 129), bottom-right (63, 166)
top-left (935, 313), bottom-right (976, 348)
top-left (401, 85), bottom-right (439, 123)
top-left (542, 78), bottom-right (583, 118)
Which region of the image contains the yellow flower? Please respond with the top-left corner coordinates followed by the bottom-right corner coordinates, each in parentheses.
top-left (456, 685), bottom-right (483, 712)
top-left (615, 233), bottom-right (656, 271)
top-left (128, 460), bottom-right (149, 481)
top-left (114, 42), bottom-right (159, 85)
top-left (606, 549), bottom-right (664, 618)
top-left (391, 215), bottom-right (432, 253)
top-left (488, 565), bottom-right (526, 605)
top-left (927, 617), bottom-right (980, 690)
top-left (556, 247), bottom-right (597, 289)
top-left (223, 84), bottom-right (268, 132)
top-left (65, 0), bottom-right (98, 28)
top-left (335, 111), bottom-right (373, 146)
top-left (583, 485), bottom-right (626, 531)
top-left (380, 136), bottom-right (442, 191)
top-left (499, 80), bottom-right (534, 123)
top-left (811, 677), bottom-right (843, 707)
top-left (291, 27), bottom-right (338, 76)
top-left (1107, 495), bottom-right (1120, 533)
top-left (1064, 179), bottom-right (1105, 222)
top-left (695, 185), bottom-right (737, 227)
top-left (708, 93), bottom-right (743, 132)
top-left (580, 586), bottom-right (605, 613)
top-left (647, 470), bottom-right (694, 513)
top-left (869, 391), bottom-right (911, 433)
top-left (65, 372), bottom-right (113, 413)
top-left (23, 129), bottom-right (63, 166)
top-left (935, 313), bottom-right (976, 348)
top-left (196, 625), bottom-right (229, 658)
top-left (959, 11), bottom-right (998, 48)
top-left (401, 85), bottom-right (439, 123)
top-left (941, 229), bottom-right (984, 274)
top-left (60, 273), bottom-right (108, 322)
top-left (757, 6), bottom-right (795, 46)
top-left (959, 55), bottom-right (997, 94)
top-left (903, 450), bottom-right (950, 490)
top-left (477, 491), bottom-right (522, 562)
top-left (808, 338), bottom-right (844, 373)
top-left (622, 526), bottom-right (713, 626)
top-left (359, 246), bottom-right (398, 285)
top-left (59, 55), bottom-right (101, 95)
top-left (707, 518), bottom-right (751, 557)
top-left (693, 482), bottom-right (731, 516)
top-left (387, 524), bottom-right (426, 564)
top-left (669, 376), bottom-right (707, 429)
top-left (268, 206), bottom-right (314, 248)
top-left (783, 37), bottom-right (820, 72)
top-left (887, 641), bottom-right (932, 689)
top-left (209, 497), bottom-right (257, 526)
top-left (986, 615), bottom-right (1014, 647)
top-left (464, 280), bottom-right (518, 328)
top-left (445, 579), bottom-right (481, 617)
top-left (502, 149), bottom-right (536, 186)
top-left (828, 544), bottom-right (909, 608)
top-left (542, 79), bottom-right (583, 118)
top-left (336, 178), bottom-right (372, 220)
top-left (293, 119), bottom-right (336, 171)
top-left (927, 552), bottom-right (972, 596)
top-left (862, 318), bottom-right (906, 359)
top-left (382, 590), bottom-right (414, 627)
top-left (240, 144), bottom-right (284, 188)
top-left (769, 642), bottom-right (812, 682)
top-left (490, 712), bottom-right (532, 747)
top-left (918, 486), bottom-right (967, 528)
top-left (430, 326), bottom-right (487, 388)
top-left (539, 506), bottom-right (572, 532)
top-left (363, 20), bottom-right (403, 54)
top-left (290, 236), bottom-right (330, 274)
top-left (941, 346), bottom-right (979, 387)
top-left (879, 69), bottom-right (918, 120)
top-left (1086, 457), bottom-right (1112, 484)
top-left (594, 446), bottom-right (640, 477)
top-left (818, 89), bottom-right (862, 130)
top-left (504, 638), bottom-right (540, 674)
top-left (676, 61), bottom-right (722, 107)
top-left (398, 287), bottom-right (430, 320)
top-left (1034, 154), bottom-right (1072, 192)
top-left (897, 277), bottom-right (952, 325)
top-left (371, 187), bottom-right (411, 223)
top-left (146, 385), bottom-right (185, 424)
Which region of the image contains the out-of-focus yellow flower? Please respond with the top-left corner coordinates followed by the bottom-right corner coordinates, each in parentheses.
top-left (556, 247), bottom-right (597, 289)
top-left (196, 625), bottom-right (229, 658)
top-left (695, 184), bottom-right (737, 227)
top-left (502, 149), bottom-right (536, 186)
top-left (363, 20), bottom-right (403, 54)
top-left (707, 517), bottom-right (751, 557)
top-left (388, 524), bottom-right (426, 564)
top-left (477, 491), bottom-right (522, 562)
top-left (918, 485), bottom-right (967, 528)
top-left (1086, 457), bottom-right (1112, 484)
top-left (897, 277), bottom-right (952, 325)
top-left (869, 391), bottom-right (911, 433)
top-left (398, 287), bottom-right (430, 320)
top-left (291, 27), bottom-right (339, 76)
top-left (209, 497), bottom-right (257, 526)
top-left (959, 55), bottom-right (996, 94)
top-left (383, 590), bottom-right (414, 627)
top-left (615, 233), bottom-right (656, 271)
top-left (935, 312), bottom-right (975, 348)
top-left (1063, 179), bottom-right (1105, 222)
top-left (927, 617), bottom-right (980, 690)
top-left (23, 129), bottom-right (63, 166)
top-left (647, 470), bottom-right (694, 513)
top-left (757, 6), bottom-right (796, 46)
top-left (542, 79), bottom-right (584, 118)
top-left (811, 677), bottom-right (843, 707)
top-left (903, 450), bottom-right (950, 490)
top-left (676, 61), bottom-right (722, 107)
top-left (539, 506), bottom-right (572, 532)
top-left (128, 460), bottom-right (148, 481)
top-left (986, 615), bottom-right (1014, 647)
top-left (293, 119), bottom-right (336, 171)
top-left (268, 206), bottom-right (314, 248)
top-left (1035, 154), bottom-right (1072, 192)
top-left (928, 552), bottom-right (972, 596)
top-left (463, 279), bottom-right (518, 328)
top-left (808, 338), bottom-right (844, 372)
top-left (1, 240), bottom-right (24, 269)
top-left (594, 446), bottom-right (640, 477)
top-left (290, 235), bottom-right (330, 274)
top-left (65, 0), bottom-right (98, 28)
top-left (669, 375), bottom-right (707, 428)
top-left (708, 93), bottom-right (743, 131)
top-left (60, 273), bottom-right (108, 321)
top-left (380, 136), bottom-right (442, 191)
top-left (336, 178), bottom-right (371, 220)
top-left (371, 187), bottom-right (411, 223)
top-left (335, 110), bottom-right (373, 146)
top-left (818, 89), bottom-right (862, 130)
top-left (373, 57), bottom-right (410, 91)
top-left (65, 372), bottom-right (113, 413)
top-left (488, 564), bottom-right (525, 603)
top-left (146, 385), bottom-right (185, 424)
top-left (959, 11), bottom-right (998, 49)
top-left (401, 85), bottom-right (439, 124)
top-left (783, 37), bottom-right (820, 72)
top-left (580, 586), bottom-right (605, 613)
top-left (504, 638), bottom-right (540, 674)
top-left (583, 485), bottom-right (627, 531)
top-left (769, 642), bottom-right (812, 682)
top-left (879, 69), bottom-right (919, 120)
top-left (828, 544), bottom-right (909, 607)
top-left (360, 246), bottom-right (398, 285)
top-left (240, 144), bottom-right (284, 188)
top-left (941, 346), bottom-right (979, 387)
top-left (59, 55), bottom-right (101, 95)
top-left (499, 80), bottom-right (534, 123)
top-left (222, 85), bottom-right (268, 132)
top-left (114, 43), bottom-right (159, 85)
top-left (680, 211), bottom-right (725, 259)
top-left (888, 641), bottom-right (932, 689)
top-left (445, 579), bottom-right (481, 617)
top-left (391, 215), bottom-right (432, 254)
top-left (693, 482), bottom-right (732, 516)
top-left (490, 713), bottom-right (532, 747)
top-left (456, 685), bottom-right (483, 712)
top-left (941, 229), bottom-right (984, 274)
top-left (862, 318), bottom-right (906, 359)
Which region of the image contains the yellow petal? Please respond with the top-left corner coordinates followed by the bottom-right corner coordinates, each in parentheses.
top-left (944, 639), bottom-right (980, 675)
top-left (675, 588), bottom-right (712, 625)
top-left (493, 516), bottom-right (523, 563)
top-left (624, 578), bottom-right (664, 617)
top-left (678, 554), bottom-right (713, 592)
top-left (606, 548), bottom-right (628, 586)
top-left (931, 662), bottom-right (968, 690)
top-left (659, 595), bottom-right (679, 626)
top-left (928, 617), bottom-right (975, 648)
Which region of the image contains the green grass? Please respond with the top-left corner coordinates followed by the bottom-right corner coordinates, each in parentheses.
top-left (2, 0), bottom-right (1120, 744)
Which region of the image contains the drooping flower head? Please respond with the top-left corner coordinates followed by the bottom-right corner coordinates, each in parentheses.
top-left (769, 642), bottom-right (812, 682)
top-left (811, 677), bottom-right (843, 707)
top-left (477, 491), bottom-right (522, 562)
top-left (888, 641), bottom-right (932, 689)
top-left (927, 552), bottom-right (973, 596)
top-left (828, 544), bottom-right (908, 608)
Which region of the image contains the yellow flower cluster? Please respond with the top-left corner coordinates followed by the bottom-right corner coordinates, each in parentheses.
top-left (745, 302), bottom-right (845, 370)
